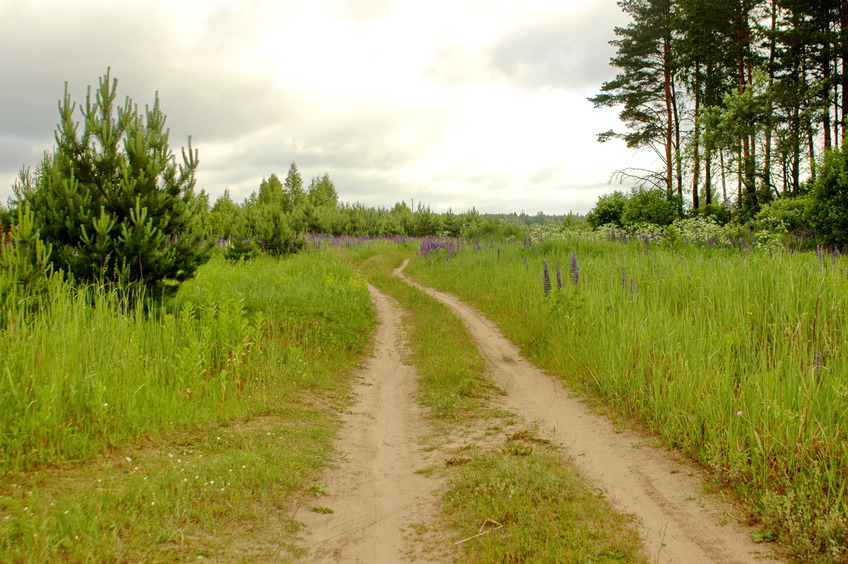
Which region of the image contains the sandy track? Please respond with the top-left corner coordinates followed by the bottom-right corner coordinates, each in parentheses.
top-left (396, 260), bottom-right (782, 564)
top-left (293, 285), bottom-right (441, 563)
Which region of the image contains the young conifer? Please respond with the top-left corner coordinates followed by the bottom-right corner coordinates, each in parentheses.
top-left (15, 69), bottom-right (211, 298)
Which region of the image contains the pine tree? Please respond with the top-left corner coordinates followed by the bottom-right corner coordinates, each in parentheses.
top-left (14, 70), bottom-right (211, 298)
top-left (257, 174), bottom-right (285, 208)
top-left (307, 173), bottom-right (339, 208)
top-left (590, 0), bottom-right (681, 201)
top-left (283, 162), bottom-right (305, 211)
top-left (209, 189), bottom-right (242, 240)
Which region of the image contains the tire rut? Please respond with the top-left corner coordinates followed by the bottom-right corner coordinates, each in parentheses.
top-left (396, 259), bottom-right (782, 564)
top-left (293, 284), bottom-right (441, 563)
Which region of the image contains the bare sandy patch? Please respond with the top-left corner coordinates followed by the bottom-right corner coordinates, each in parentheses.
top-left (293, 285), bottom-right (444, 563)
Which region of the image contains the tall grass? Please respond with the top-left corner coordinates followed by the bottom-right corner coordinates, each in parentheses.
top-left (0, 253), bottom-right (374, 476)
top-left (409, 238), bottom-right (848, 562)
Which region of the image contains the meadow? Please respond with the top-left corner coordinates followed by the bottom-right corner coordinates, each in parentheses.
top-left (408, 234), bottom-right (848, 562)
top-left (0, 252), bottom-right (374, 560)
top-left (2, 232), bottom-right (845, 562)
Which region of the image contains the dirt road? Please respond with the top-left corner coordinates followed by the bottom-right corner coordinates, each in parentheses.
top-left (295, 263), bottom-right (781, 563)
top-left (294, 285), bottom-right (442, 563)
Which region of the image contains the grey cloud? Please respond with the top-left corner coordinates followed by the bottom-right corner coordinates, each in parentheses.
top-left (197, 97), bottom-right (448, 200)
top-left (0, 1), bottom-right (299, 199)
top-left (486, 5), bottom-right (626, 92)
top-left (157, 74), bottom-right (294, 143)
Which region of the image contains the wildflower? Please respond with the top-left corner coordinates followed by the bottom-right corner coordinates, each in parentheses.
top-left (620, 266), bottom-right (627, 288)
top-left (570, 252), bottom-right (580, 286)
top-left (555, 260), bottom-right (563, 290)
top-left (543, 260), bottom-right (552, 295)
top-left (736, 411), bottom-right (743, 417)
top-left (814, 350), bottom-right (822, 375)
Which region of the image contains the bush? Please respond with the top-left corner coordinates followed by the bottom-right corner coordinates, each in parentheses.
top-left (14, 70), bottom-right (211, 298)
top-left (754, 196), bottom-right (812, 233)
top-left (621, 188), bottom-right (679, 227)
top-left (688, 203), bottom-right (730, 225)
top-left (223, 237), bottom-right (261, 262)
top-left (585, 191), bottom-right (627, 228)
top-left (670, 216), bottom-right (726, 244)
top-left (810, 148), bottom-right (848, 248)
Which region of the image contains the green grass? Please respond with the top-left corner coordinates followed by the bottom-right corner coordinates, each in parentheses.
top-left (339, 240), bottom-right (647, 563)
top-left (0, 251), bottom-right (374, 561)
top-left (353, 244), bottom-right (492, 419)
top-left (408, 237), bottom-right (848, 562)
top-left (443, 444), bottom-right (645, 563)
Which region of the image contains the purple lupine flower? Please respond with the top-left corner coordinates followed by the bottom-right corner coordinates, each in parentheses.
top-left (816, 244), bottom-right (824, 264)
top-left (814, 350), bottom-right (822, 375)
top-left (555, 260), bottom-right (563, 290)
top-left (543, 260), bottom-right (552, 295)
top-left (621, 266), bottom-right (627, 288)
top-left (570, 252), bottom-right (580, 287)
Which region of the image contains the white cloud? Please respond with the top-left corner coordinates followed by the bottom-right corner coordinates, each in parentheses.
top-left (0, 0), bottom-right (652, 214)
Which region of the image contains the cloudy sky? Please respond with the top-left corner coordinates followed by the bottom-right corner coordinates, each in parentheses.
top-left (0, 0), bottom-right (654, 215)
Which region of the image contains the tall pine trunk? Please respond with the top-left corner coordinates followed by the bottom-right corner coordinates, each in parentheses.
top-left (737, 1), bottom-right (757, 211)
top-left (842, 0), bottom-right (848, 142)
top-left (663, 1), bottom-right (674, 201)
top-left (692, 80), bottom-right (701, 210)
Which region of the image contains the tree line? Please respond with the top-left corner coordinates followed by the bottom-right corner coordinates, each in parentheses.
top-left (204, 163), bottom-right (521, 260)
top-left (592, 0), bottom-right (848, 223)
top-left (0, 71), bottom-right (525, 301)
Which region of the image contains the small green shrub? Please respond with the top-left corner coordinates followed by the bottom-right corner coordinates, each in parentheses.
top-left (223, 237), bottom-right (261, 262)
top-left (622, 188), bottom-right (679, 226)
top-left (586, 191), bottom-right (627, 228)
top-left (810, 148), bottom-right (848, 248)
top-left (754, 196), bottom-right (812, 236)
